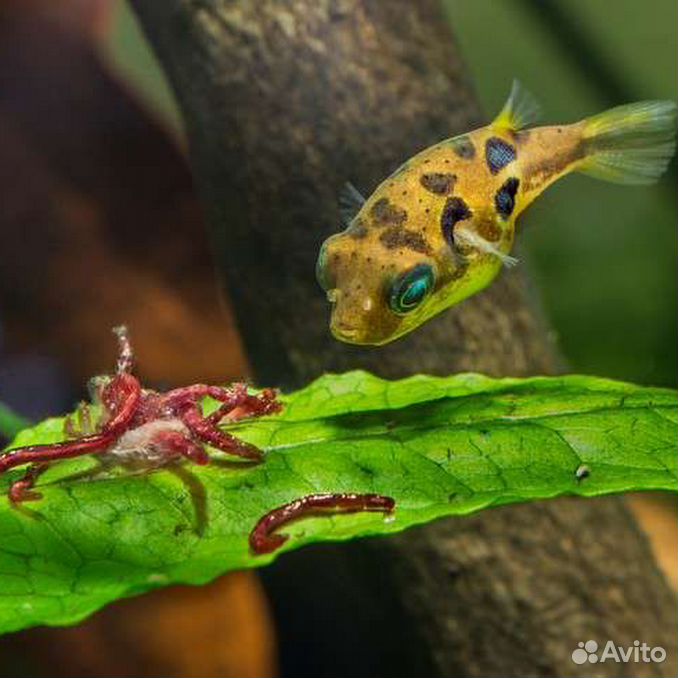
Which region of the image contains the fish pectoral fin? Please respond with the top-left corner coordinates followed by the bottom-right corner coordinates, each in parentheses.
top-left (492, 79), bottom-right (541, 133)
top-left (338, 181), bottom-right (366, 227)
top-left (455, 229), bottom-right (519, 268)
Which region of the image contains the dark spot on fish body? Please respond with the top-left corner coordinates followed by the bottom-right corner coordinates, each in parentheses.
top-left (440, 197), bottom-right (471, 249)
top-left (449, 258), bottom-right (469, 279)
top-left (540, 158), bottom-right (563, 178)
top-left (420, 172), bottom-right (457, 195)
top-left (515, 129), bottom-right (530, 144)
top-left (379, 227), bottom-right (432, 255)
top-left (494, 177), bottom-right (520, 219)
top-left (524, 145), bottom-right (583, 190)
top-left (449, 135), bottom-right (476, 159)
top-left (347, 218), bottom-right (368, 239)
top-left (476, 219), bottom-right (502, 242)
top-left (370, 197), bottom-right (407, 226)
top-left (485, 137), bottom-right (516, 174)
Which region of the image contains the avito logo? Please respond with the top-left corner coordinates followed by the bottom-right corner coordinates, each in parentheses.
top-left (572, 640), bottom-right (666, 665)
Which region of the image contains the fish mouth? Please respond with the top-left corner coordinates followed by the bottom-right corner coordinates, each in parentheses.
top-left (330, 321), bottom-right (391, 346)
top-left (330, 321), bottom-right (362, 344)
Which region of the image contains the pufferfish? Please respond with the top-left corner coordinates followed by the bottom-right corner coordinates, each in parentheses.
top-left (316, 81), bottom-right (677, 345)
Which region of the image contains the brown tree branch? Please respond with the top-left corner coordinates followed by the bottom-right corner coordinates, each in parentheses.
top-left (131, 1), bottom-right (677, 675)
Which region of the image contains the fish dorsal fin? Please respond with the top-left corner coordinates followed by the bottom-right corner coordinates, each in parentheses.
top-left (339, 181), bottom-right (366, 227)
top-left (492, 80), bottom-right (541, 132)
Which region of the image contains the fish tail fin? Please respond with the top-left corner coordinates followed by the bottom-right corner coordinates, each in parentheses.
top-left (577, 100), bottom-right (677, 184)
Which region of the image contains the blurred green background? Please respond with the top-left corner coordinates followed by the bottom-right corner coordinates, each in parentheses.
top-left (104, 0), bottom-right (677, 387)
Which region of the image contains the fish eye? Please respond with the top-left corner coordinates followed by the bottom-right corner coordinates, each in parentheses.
top-left (388, 264), bottom-right (435, 315)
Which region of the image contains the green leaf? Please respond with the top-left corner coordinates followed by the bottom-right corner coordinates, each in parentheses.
top-left (0, 403), bottom-right (31, 441)
top-left (0, 371), bottom-right (675, 635)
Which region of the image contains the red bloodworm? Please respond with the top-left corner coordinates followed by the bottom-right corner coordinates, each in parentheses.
top-left (249, 493), bottom-right (396, 555)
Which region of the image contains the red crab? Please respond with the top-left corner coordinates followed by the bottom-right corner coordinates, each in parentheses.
top-left (0, 326), bottom-right (281, 502)
top-left (0, 327), bottom-right (395, 554)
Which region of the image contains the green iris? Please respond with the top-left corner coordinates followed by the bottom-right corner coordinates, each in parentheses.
top-left (388, 264), bottom-right (435, 315)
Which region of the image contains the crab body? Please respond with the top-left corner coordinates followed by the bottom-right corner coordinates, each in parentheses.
top-left (0, 327), bottom-right (280, 502)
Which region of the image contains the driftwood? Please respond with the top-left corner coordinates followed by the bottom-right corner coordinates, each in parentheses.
top-left (131, 2), bottom-right (676, 675)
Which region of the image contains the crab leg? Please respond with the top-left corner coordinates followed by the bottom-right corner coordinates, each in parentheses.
top-left (163, 384), bottom-right (280, 425)
top-left (249, 493), bottom-right (396, 555)
top-left (8, 463), bottom-right (49, 503)
top-left (162, 384), bottom-right (248, 410)
top-left (181, 405), bottom-right (264, 462)
top-left (225, 388), bottom-right (281, 422)
top-left (167, 385), bottom-right (279, 464)
top-left (0, 372), bottom-right (141, 475)
top-left (113, 325), bottom-right (134, 374)
top-left (206, 389), bottom-right (281, 426)
top-left (154, 430), bottom-right (210, 465)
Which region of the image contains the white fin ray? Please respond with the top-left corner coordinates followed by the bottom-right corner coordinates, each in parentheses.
top-left (456, 230), bottom-right (519, 268)
top-left (339, 182), bottom-right (366, 227)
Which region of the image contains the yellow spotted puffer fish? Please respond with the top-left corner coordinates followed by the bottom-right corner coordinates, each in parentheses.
top-left (316, 81), bottom-right (677, 345)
